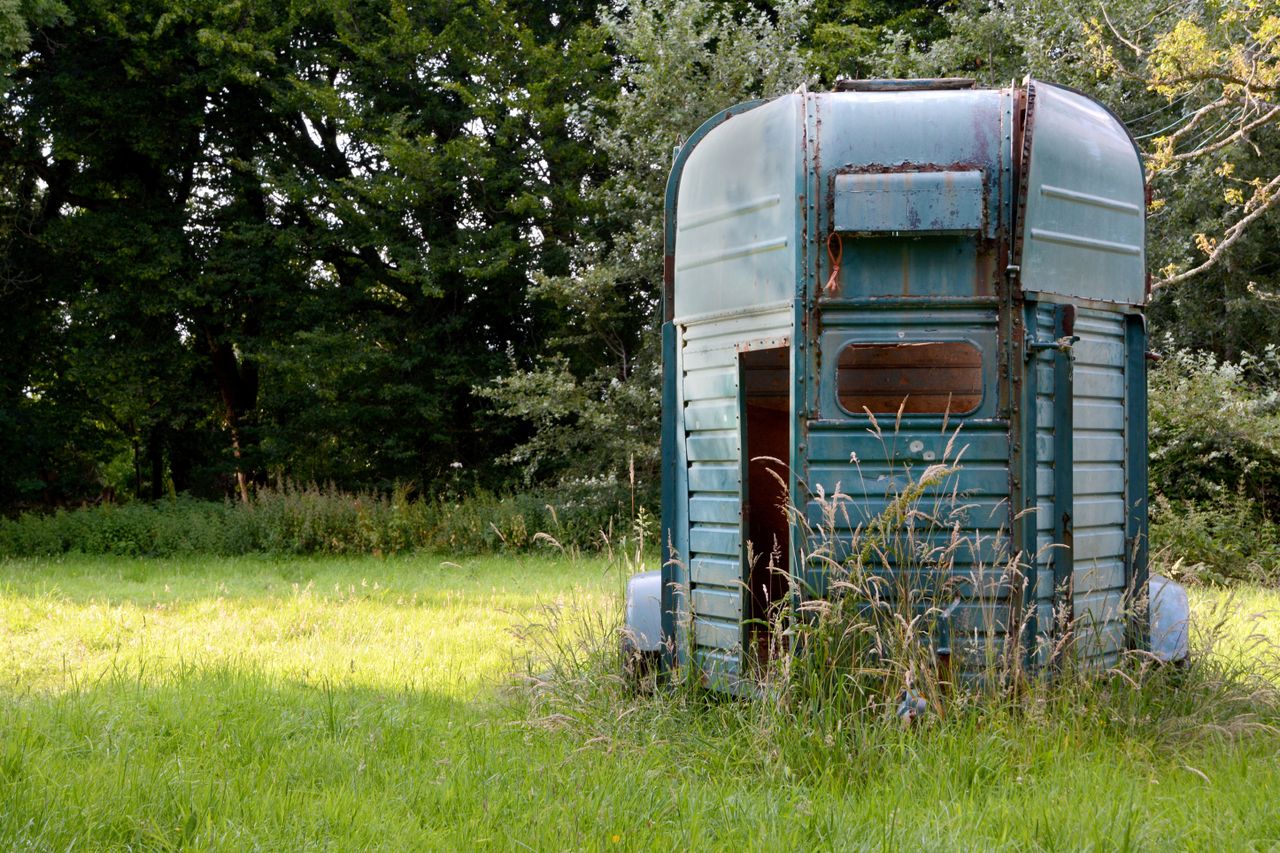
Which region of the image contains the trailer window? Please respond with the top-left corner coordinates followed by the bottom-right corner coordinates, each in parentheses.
top-left (837, 341), bottom-right (982, 415)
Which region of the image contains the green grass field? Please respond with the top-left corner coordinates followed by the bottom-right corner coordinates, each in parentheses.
top-left (2, 554), bottom-right (1279, 850)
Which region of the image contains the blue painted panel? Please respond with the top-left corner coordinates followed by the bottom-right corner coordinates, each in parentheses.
top-left (690, 557), bottom-right (740, 587)
top-left (1069, 309), bottom-right (1131, 663)
top-left (692, 587), bottom-right (741, 620)
top-left (833, 237), bottom-right (985, 298)
top-left (819, 305), bottom-right (999, 329)
top-left (813, 90), bottom-right (1005, 241)
top-left (693, 616), bottom-right (740, 649)
top-left (689, 524), bottom-right (739, 556)
top-left (807, 461), bottom-right (1010, 497)
top-left (1020, 82), bottom-right (1146, 306)
top-left (687, 463), bottom-right (738, 493)
top-left (684, 400), bottom-right (737, 432)
top-left (1074, 528), bottom-right (1126, 561)
top-left (814, 90), bottom-right (1005, 299)
top-left (1125, 313), bottom-right (1150, 651)
top-left (804, 496), bottom-right (1011, 531)
top-left (686, 432), bottom-right (739, 462)
top-left (833, 170), bottom-right (985, 234)
top-left (806, 428), bottom-right (1010, 465)
top-left (1073, 559), bottom-right (1126, 593)
top-left (682, 371), bottom-right (736, 400)
top-left (673, 96), bottom-right (801, 319)
top-left (694, 649), bottom-right (742, 692)
top-left (689, 495), bottom-right (740, 524)
top-left (659, 321), bottom-right (688, 669)
top-left (1073, 497), bottom-right (1125, 528)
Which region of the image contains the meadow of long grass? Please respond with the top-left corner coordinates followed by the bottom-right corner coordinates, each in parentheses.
top-left (3, 449), bottom-right (1280, 848)
top-left (0, 481), bottom-right (639, 559)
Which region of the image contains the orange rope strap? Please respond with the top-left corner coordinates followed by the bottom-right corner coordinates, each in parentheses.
top-left (824, 232), bottom-right (843, 296)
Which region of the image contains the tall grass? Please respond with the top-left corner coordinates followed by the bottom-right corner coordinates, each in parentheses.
top-left (0, 481), bottom-right (643, 558)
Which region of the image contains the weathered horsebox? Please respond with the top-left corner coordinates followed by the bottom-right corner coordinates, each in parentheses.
top-left (625, 79), bottom-right (1173, 690)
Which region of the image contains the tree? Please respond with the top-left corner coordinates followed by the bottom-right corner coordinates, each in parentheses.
top-left (1082, 0), bottom-right (1280, 290)
top-left (805, 0), bottom-right (949, 82)
top-left (0, 0), bottom-right (617, 506)
top-left (479, 0), bottom-right (811, 495)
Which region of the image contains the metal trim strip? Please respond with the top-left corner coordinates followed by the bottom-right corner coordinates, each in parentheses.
top-left (1028, 228), bottom-right (1141, 256)
top-left (678, 193), bottom-right (782, 231)
top-left (675, 235), bottom-right (789, 272)
top-left (1040, 184), bottom-right (1142, 215)
top-left (675, 299), bottom-right (792, 328)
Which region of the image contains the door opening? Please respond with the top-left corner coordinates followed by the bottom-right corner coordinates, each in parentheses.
top-left (740, 346), bottom-right (791, 665)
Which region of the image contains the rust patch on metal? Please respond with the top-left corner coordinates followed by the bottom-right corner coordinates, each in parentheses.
top-left (901, 243), bottom-right (911, 295)
top-left (1011, 84), bottom-right (1035, 269)
top-left (823, 160), bottom-right (992, 298)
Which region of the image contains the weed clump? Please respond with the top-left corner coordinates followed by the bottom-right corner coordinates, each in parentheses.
top-left (516, 423), bottom-right (1280, 787)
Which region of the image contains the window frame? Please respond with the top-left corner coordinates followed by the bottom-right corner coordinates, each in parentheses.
top-left (818, 328), bottom-right (996, 422)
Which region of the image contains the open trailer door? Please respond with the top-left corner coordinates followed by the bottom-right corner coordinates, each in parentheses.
top-left (1016, 80), bottom-right (1146, 306)
top-left (1016, 80), bottom-right (1149, 663)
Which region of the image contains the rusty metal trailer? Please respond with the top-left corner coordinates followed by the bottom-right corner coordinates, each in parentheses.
top-left (629, 78), bottom-right (1164, 690)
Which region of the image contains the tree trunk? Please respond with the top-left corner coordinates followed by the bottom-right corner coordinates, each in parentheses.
top-left (148, 426), bottom-right (165, 500)
top-left (206, 332), bottom-right (258, 503)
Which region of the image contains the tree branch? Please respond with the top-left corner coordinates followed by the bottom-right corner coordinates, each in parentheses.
top-left (1172, 102), bottom-right (1280, 160)
top-left (1099, 2), bottom-right (1143, 56)
top-left (1156, 70), bottom-right (1280, 94)
top-left (1155, 171), bottom-right (1280, 288)
top-left (1165, 95), bottom-right (1232, 146)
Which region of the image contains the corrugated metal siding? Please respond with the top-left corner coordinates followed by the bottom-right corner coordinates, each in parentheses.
top-left (680, 309), bottom-right (791, 685)
top-left (808, 303), bottom-right (1011, 671)
top-left (1071, 308), bottom-right (1130, 664)
top-left (1033, 304), bottom-right (1058, 662)
top-left (668, 92), bottom-right (803, 687)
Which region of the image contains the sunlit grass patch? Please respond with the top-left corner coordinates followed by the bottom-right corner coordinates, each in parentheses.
top-left (0, 553), bottom-right (617, 697)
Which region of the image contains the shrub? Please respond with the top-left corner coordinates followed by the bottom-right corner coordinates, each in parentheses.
top-left (1150, 490), bottom-right (1280, 585)
top-left (1148, 348), bottom-right (1280, 516)
top-left (1147, 348), bottom-right (1280, 584)
top-left (0, 480), bottom-right (652, 558)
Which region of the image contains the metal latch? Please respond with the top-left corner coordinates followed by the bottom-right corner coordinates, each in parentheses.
top-left (1025, 331), bottom-right (1079, 360)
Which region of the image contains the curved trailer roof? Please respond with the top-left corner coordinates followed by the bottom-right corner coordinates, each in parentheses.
top-left (664, 79), bottom-right (1147, 314)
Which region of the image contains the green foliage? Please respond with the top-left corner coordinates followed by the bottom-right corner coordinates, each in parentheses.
top-left (1148, 348), bottom-right (1280, 514)
top-left (481, 0), bottom-right (810, 495)
top-left (1146, 348), bottom-right (1280, 583)
top-left (0, 0), bottom-right (66, 58)
top-left (0, 0), bottom-right (618, 505)
top-left (805, 0), bottom-right (949, 81)
top-left (0, 484), bottom-right (641, 558)
top-left (1151, 490), bottom-right (1280, 585)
